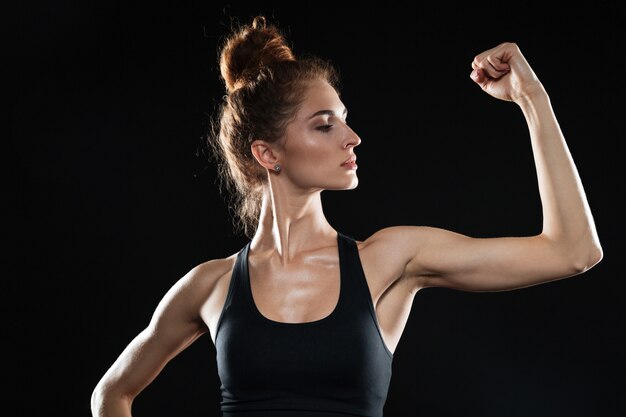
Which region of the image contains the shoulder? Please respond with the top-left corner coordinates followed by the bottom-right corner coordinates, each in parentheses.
top-left (354, 226), bottom-right (437, 289)
top-left (355, 225), bottom-right (432, 255)
top-left (179, 251), bottom-right (240, 295)
top-left (155, 250), bottom-right (241, 316)
top-left (349, 226), bottom-right (432, 293)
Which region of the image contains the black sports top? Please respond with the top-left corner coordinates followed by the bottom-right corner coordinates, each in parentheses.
top-left (215, 231), bottom-right (394, 417)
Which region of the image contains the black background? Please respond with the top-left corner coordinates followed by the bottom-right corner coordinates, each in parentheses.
top-left (9, 2), bottom-right (625, 416)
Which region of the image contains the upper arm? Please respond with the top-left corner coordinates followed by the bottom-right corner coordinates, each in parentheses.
top-left (374, 225), bottom-right (602, 292)
top-left (94, 259), bottom-right (226, 401)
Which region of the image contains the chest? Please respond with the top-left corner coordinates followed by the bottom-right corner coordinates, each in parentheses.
top-left (248, 245), bottom-right (415, 353)
top-left (207, 242), bottom-right (418, 356)
top-left (249, 256), bottom-right (342, 324)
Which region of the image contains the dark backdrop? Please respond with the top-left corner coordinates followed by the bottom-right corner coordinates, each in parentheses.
top-left (9, 2), bottom-right (625, 417)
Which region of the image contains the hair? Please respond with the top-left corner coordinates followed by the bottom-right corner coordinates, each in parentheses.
top-left (207, 15), bottom-right (341, 239)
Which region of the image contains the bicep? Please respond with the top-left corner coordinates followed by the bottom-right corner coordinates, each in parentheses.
top-left (394, 226), bottom-right (582, 292)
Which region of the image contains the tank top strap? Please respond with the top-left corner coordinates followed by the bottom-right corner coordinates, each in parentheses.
top-left (214, 241), bottom-right (251, 342)
top-left (338, 231), bottom-right (393, 359)
top-left (336, 231), bottom-right (364, 304)
top-left (337, 231), bottom-right (373, 308)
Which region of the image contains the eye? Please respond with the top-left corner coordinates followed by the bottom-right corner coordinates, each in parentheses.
top-left (316, 124), bottom-right (333, 132)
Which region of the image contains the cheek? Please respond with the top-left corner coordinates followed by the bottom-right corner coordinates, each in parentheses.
top-left (290, 136), bottom-right (332, 165)
top-left (306, 145), bottom-right (336, 170)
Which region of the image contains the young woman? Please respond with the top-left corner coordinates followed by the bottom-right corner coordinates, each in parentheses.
top-left (91, 15), bottom-right (603, 417)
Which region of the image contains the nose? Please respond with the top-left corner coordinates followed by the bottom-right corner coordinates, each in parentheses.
top-left (343, 125), bottom-right (362, 149)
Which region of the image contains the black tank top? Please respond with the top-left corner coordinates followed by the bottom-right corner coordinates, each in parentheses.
top-left (215, 231), bottom-right (394, 417)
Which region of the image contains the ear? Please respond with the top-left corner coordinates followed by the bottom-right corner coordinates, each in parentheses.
top-left (251, 139), bottom-right (281, 171)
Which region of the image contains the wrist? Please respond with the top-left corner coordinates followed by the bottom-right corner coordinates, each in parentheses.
top-left (514, 82), bottom-right (549, 108)
top-left (515, 85), bottom-right (554, 126)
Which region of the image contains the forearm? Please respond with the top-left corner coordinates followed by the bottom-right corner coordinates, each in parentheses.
top-left (516, 88), bottom-right (603, 265)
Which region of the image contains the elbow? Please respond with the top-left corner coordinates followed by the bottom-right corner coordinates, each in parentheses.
top-left (542, 233), bottom-right (603, 273)
top-left (91, 379), bottom-right (131, 416)
top-left (91, 383), bottom-right (104, 416)
top-left (573, 246), bottom-right (604, 273)
top-left (587, 247), bottom-right (604, 269)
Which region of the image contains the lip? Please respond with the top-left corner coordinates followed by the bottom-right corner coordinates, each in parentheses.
top-left (341, 155), bottom-right (357, 165)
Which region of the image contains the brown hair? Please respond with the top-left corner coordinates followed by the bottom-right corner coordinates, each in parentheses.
top-left (207, 15), bottom-right (341, 239)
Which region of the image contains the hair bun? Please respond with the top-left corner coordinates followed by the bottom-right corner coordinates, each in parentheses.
top-left (219, 15), bottom-right (296, 93)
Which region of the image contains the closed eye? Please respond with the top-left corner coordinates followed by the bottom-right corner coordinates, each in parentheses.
top-left (316, 125), bottom-right (333, 132)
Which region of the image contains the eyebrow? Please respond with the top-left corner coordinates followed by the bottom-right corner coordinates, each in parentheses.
top-left (307, 107), bottom-right (348, 120)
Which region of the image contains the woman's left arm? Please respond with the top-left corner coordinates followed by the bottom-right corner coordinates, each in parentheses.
top-left (371, 42), bottom-right (603, 292)
top-left (473, 42), bottom-right (603, 265)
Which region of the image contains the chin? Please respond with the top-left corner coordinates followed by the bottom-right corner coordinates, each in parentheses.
top-left (317, 173), bottom-right (359, 191)
top-left (342, 177), bottom-right (359, 190)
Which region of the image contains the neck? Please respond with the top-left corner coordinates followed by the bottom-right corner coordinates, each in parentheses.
top-left (251, 185), bottom-right (336, 266)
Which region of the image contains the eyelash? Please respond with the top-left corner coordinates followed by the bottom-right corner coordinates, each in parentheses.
top-left (316, 124), bottom-right (333, 132)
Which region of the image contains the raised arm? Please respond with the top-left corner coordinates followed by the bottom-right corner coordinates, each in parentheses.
top-left (91, 260), bottom-right (225, 416)
top-left (367, 42), bottom-right (602, 293)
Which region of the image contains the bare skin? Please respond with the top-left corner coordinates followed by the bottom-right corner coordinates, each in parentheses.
top-left (91, 42), bottom-right (603, 416)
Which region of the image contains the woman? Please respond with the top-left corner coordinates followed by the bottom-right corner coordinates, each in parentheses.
top-left (91, 15), bottom-right (603, 417)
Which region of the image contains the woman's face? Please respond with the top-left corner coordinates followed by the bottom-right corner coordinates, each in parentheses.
top-left (274, 78), bottom-right (362, 191)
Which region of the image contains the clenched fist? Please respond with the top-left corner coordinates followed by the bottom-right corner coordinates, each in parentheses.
top-left (470, 42), bottom-right (546, 104)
